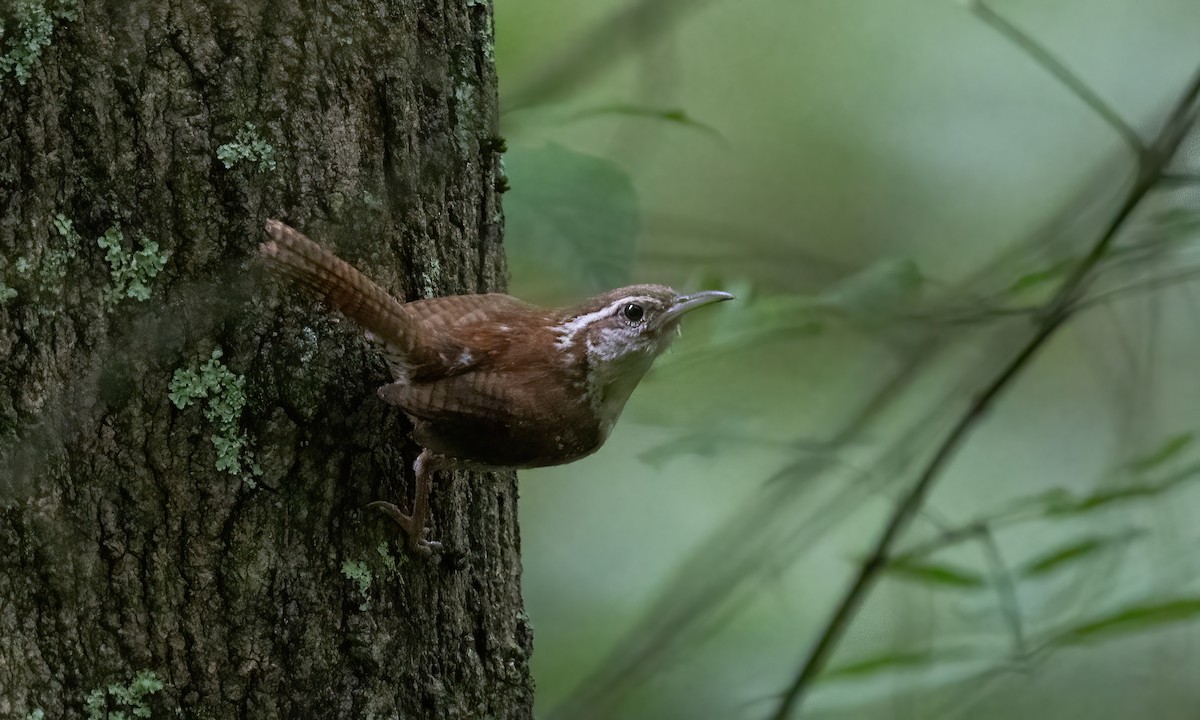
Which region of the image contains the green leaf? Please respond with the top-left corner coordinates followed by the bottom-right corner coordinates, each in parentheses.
top-left (1006, 260), bottom-right (1073, 294)
top-left (883, 557), bottom-right (985, 589)
top-left (1059, 598), bottom-right (1200, 643)
top-left (823, 649), bottom-right (940, 679)
top-left (504, 143), bottom-right (639, 291)
top-left (1020, 531), bottom-right (1142, 578)
top-left (819, 258), bottom-right (924, 317)
top-left (1004, 460), bottom-right (1200, 518)
top-left (1048, 486), bottom-right (1157, 514)
top-left (1128, 432), bottom-right (1193, 472)
top-left (1045, 481), bottom-right (1185, 516)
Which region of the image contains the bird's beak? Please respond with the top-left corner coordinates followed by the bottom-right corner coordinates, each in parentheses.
top-left (657, 290), bottom-right (735, 327)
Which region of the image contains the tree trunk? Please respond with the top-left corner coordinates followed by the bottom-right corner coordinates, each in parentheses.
top-left (0, 1), bottom-right (531, 717)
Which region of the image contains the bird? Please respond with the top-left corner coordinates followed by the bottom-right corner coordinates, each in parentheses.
top-left (261, 219), bottom-right (733, 551)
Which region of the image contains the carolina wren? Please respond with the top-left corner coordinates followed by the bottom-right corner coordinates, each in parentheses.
top-left (261, 219), bottom-right (733, 551)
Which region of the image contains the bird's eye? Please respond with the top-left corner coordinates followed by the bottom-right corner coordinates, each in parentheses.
top-left (622, 303), bottom-right (645, 323)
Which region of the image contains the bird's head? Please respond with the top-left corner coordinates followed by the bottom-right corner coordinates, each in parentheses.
top-left (553, 284), bottom-right (734, 424)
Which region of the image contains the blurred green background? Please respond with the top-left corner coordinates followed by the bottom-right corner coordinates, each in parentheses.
top-left (491, 0), bottom-right (1200, 717)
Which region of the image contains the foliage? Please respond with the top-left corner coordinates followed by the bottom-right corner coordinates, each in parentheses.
top-left (0, 281), bottom-right (16, 305)
top-left (97, 226), bottom-right (169, 307)
top-left (0, 0), bottom-right (78, 85)
top-left (1019, 531), bottom-right (1144, 578)
top-left (169, 349), bottom-right (261, 480)
top-left (502, 1), bottom-right (1200, 716)
top-left (823, 648), bottom-right (967, 681)
top-left (1058, 598), bottom-right (1200, 643)
top-left (882, 557), bottom-right (986, 589)
top-left (83, 669), bottom-right (164, 720)
top-left (216, 122), bottom-right (277, 172)
top-left (1128, 432), bottom-right (1193, 472)
top-left (503, 143), bottom-right (638, 292)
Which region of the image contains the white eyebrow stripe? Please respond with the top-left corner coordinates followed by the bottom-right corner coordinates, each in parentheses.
top-left (552, 296), bottom-right (657, 349)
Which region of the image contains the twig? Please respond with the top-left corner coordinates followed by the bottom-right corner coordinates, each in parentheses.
top-left (891, 519), bottom-right (1026, 654)
top-left (1161, 172), bottom-right (1200, 186)
top-left (970, 1), bottom-right (1147, 157)
top-left (767, 54), bottom-right (1200, 720)
top-left (1075, 265), bottom-right (1200, 311)
top-left (501, 0), bottom-right (715, 114)
top-left (978, 526), bottom-right (1026, 656)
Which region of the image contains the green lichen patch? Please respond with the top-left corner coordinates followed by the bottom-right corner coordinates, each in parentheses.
top-left (362, 190), bottom-right (384, 211)
top-left (377, 540), bottom-right (400, 572)
top-left (169, 348), bottom-right (262, 481)
top-left (9, 212), bottom-right (82, 311)
top-left (84, 669), bottom-right (164, 720)
top-left (97, 226), bottom-right (169, 307)
top-left (453, 81), bottom-right (479, 155)
top-left (11, 214), bottom-right (169, 312)
top-left (0, 0), bottom-right (78, 85)
top-left (341, 559), bottom-right (372, 610)
top-left (31, 213), bottom-right (78, 280)
top-left (419, 256), bottom-right (442, 299)
top-left (45, 212), bottom-right (81, 283)
top-left (216, 122), bottom-right (277, 172)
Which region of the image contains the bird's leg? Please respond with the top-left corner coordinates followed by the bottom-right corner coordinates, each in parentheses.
top-left (369, 448), bottom-right (442, 553)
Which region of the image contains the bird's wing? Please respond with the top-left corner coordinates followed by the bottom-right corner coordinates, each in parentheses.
top-left (379, 370), bottom-right (528, 423)
top-left (395, 294), bottom-right (555, 382)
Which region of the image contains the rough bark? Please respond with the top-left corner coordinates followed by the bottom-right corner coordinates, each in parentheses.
top-left (0, 1), bottom-right (532, 718)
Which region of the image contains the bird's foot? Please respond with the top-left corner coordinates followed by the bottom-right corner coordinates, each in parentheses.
top-left (368, 500), bottom-right (443, 555)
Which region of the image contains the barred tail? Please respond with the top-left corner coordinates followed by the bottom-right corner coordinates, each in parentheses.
top-left (261, 219), bottom-right (417, 359)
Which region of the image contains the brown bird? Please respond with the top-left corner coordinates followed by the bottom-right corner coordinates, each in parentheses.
top-left (261, 219), bottom-right (733, 551)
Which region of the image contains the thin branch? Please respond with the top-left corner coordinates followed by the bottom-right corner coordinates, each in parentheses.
top-left (978, 526), bottom-right (1026, 656)
top-left (767, 314), bottom-right (1066, 720)
top-left (890, 304), bottom-right (1037, 327)
top-left (1161, 172), bottom-right (1200, 186)
top-left (767, 61), bottom-right (1200, 719)
top-left (501, 0), bottom-right (715, 114)
top-left (1075, 265), bottom-right (1200, 311)
top-left (970, 1), bottom-right (1147, 157)
top-left (889, 519), bottom-right (1026, 654)
top-left (545, 343), bottom-right (944, 720)
top-left (892, 521), bottom-right (990, 561)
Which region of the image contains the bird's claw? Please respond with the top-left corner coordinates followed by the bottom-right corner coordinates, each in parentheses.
top-left (415, 538), bottom-right (444, 555)
top-left (368, 500), bottom-right (441, 554)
